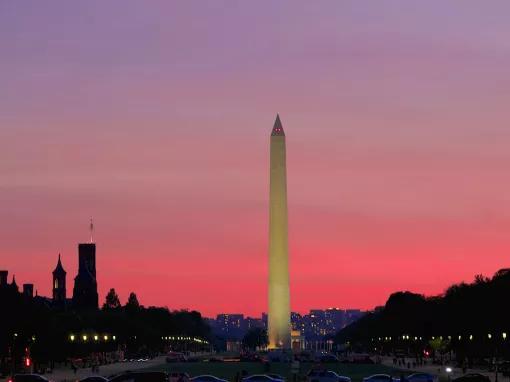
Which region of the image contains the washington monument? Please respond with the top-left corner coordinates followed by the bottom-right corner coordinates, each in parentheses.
top-left (268, 114), bottom-right (291, 349)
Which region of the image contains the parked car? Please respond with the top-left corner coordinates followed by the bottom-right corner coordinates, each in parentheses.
top-left (166, 351), bottom-right (187, 363)
top-left (80, 377), bottom-right (109, 382)
top-left (266, 375), bottom-right (285, 382)
top-left (350, 354), bottom-right (374, 364)
top-left (307, 370), bottom-right (351, 382)
top-left (8, 375), bottom-right (50, 382)
top-left (405, 374), bottom-right (437, 382)
top-left (240, 353), bottom-right (263, 362)
top-left (207, 357), bottom-right (224, 363)
top-left (242, 375), bottom-right (283, 382)
top-left (318, 355), bottom-right (339, 363)
top-left (362, 375), bottom-right (396, 382)
top-left (190, 376), bottom-right (228, 382)
top-left (453, 374), bottom-right (491, 382)
top-left (169, 372), bottom-right (190, 382)
top-left (109, 372), bottom-right (168, 382)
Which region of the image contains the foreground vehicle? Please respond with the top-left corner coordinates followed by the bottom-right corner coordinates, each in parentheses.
top-left (169, 372), bottom-right (190, 382)
top-left (190, 376), bottom-right (228, 382)
top-left (266, 375), bottom-right (285, 382)
top-left (362, 375), bottom-right (395, 382)
top-left (405, 373), bottom-right (437, 382)
top-left (242, 375), bottom-right (283, 382)
top-left (9, 375), bottom-right (50, 382)
top-left (307, 370), bottom-right (351, 382)
top-left (109, 371), bottom-right (168, 382)
top-left (80, 377), bottom-right (109, 382)
top-left (165, 351), bottom-right (187, 363)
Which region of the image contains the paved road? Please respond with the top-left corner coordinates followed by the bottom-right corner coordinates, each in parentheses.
top-left (381, 356), bottom-right (510, 382)
top-left (1, 356), bottom-right (167, 382)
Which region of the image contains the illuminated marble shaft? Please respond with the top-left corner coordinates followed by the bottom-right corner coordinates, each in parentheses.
top-left (268, 114), bottom-right (291, 349)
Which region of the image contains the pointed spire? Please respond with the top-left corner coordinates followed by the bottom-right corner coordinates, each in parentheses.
top-left (11, 275), bottom-right (18, 289)
top-left (271, 114), bottom-right (285, 137)
top-left (53, 253), bottom-right (66, 275)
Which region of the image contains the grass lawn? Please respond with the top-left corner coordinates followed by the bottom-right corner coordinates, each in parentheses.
top-left (143, 361), bottom-right (406, 382)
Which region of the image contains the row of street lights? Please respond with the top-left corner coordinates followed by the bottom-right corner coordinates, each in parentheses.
top-left (371, 332), bottom-right (508, 342)
top-left (69, 334), bottom-right (116, 342)
top-left (161, 336), bottom-right (209, 344)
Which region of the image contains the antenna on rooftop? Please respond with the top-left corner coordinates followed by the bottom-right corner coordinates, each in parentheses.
top-left (89, 217), bottom-right (94, 243)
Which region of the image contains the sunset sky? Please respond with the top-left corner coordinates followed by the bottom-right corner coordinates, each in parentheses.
top-left (1, 1), bottom-right (510, 317)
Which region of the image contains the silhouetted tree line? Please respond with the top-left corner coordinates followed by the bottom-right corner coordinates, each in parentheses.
top-left (335, 269), bottom-right (510, 364)
top-left (0, 287), bottom-right (210, 374)
top-left (242, 327), bottom-right (268, 351)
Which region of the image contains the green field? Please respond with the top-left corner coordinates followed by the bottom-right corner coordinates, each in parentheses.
top-left (143, 361), bottom-right (406, 382)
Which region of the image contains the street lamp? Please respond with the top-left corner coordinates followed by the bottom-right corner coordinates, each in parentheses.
top-left (82, 335), bottom-right (87, 341)
top-left (70, 335), bottom-right (75, 341)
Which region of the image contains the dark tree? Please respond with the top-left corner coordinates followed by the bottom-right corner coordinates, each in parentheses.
top-left (102, 288), bottom-right (121, 310)
top-left (242, 327), bottom-right (268, 350)
top-left (125, 292), bottom-right (140, 310)
top-left (334, 268), bottom-right (510, 365)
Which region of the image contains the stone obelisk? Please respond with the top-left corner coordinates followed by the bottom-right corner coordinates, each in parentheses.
top-left (268, 114), bottom-right (291, 349)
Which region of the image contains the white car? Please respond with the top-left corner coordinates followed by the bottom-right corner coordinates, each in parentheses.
top-left (190, 376), bottom-right (228, 382)
top-left (307, 370), bottom-right (351, 382)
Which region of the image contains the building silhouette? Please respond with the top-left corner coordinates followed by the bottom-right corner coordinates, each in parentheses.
top-left (52, 254), bottom-right (66, 304)
top-left (0, 270), bottom-right (7, 286)
top-left (11, 275), bottom-right (19, 292)
top-left (72, 243), bottom-right (98, 309)
top-left (23, 283), bottom-right (34, 298)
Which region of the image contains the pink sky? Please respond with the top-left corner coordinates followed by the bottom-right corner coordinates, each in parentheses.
top-left (1, 1), bottom-right (510, 316)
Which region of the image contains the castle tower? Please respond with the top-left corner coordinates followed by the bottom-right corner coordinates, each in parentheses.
top-left (52, 254), bottom-right (66, 303)
top-left (267, 114), bottom-right (291, 349)
top-left (73, 243), bottom-right (98, 309)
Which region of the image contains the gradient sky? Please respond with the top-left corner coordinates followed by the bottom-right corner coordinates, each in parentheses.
top-left (1, 1), bottom-right (510, 317)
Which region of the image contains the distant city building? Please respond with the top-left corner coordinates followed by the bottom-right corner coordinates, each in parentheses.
top-left (72, 243), bottom-right (98, 309)
top-left (214, 314), bottom-right (245, 340)
top-left (52, 254), bottom-right (67, 304)
top-left (291, 329), bottom-right (306, 352)
top-left (245, 317), bottom-right (264, 330)
top-left (208, 308), bottom-right (365, 346)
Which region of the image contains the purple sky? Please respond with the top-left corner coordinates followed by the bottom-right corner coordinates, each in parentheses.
top-left (1, 1), bottom-right (510, 316)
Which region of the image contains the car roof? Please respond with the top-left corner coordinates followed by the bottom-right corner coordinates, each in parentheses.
top-left (365, 375), bottom-right (392, 379)
top-left (244, 376), bottom-right (272, 379)
top-left (14, 376), bottom-right (48, 380)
